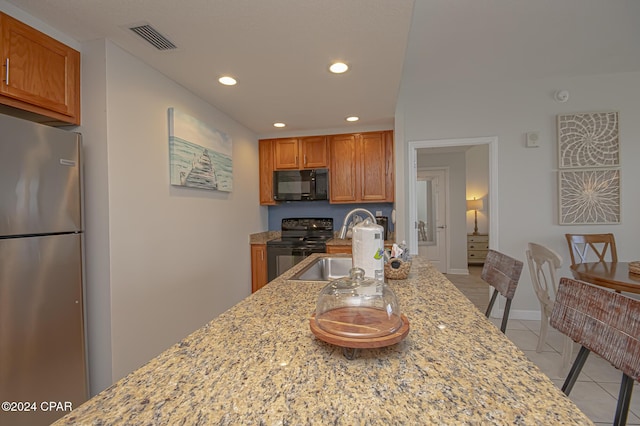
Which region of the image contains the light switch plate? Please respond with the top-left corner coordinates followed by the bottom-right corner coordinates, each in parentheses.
top-left (526, 131), bottom-right (540, 148)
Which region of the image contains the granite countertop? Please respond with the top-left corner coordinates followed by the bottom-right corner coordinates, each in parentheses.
top-left (249, 231), bottom-right (280, 244)
top-left (54, 255), bottom-right (592, 425)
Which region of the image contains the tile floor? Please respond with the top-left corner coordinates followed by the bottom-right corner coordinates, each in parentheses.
top-left (446, 267), bottom-right (639, 425)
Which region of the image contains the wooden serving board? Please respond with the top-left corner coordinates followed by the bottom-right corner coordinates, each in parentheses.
top-left (309, 309), bottom-right (410, 349)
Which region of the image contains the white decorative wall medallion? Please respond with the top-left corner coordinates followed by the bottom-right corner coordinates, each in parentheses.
top-left (559, 169), bottom-right (620, 225)
top-left (558, 111), bottom-right (619, 169)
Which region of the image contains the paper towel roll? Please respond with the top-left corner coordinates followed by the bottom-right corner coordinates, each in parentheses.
top-left (352, 218), bottom-right (384, 281)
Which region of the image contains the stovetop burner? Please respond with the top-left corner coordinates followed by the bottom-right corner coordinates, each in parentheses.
top-left (267, 218), bottom-right (334, 247)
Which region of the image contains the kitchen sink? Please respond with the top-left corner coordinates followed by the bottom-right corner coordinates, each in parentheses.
top-left (289, 257), bottom-right (352, 282)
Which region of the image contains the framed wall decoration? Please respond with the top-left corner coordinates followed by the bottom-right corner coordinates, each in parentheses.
top-left (559, 168), bottom-right (620, 225)
top-left (168, 107), bottom-right (233, 192)
top-left (557, 111), bottom-right (619, 169)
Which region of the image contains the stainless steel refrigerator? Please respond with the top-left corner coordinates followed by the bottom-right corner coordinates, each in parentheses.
top-left (0, 113), bottom-right (88, 426)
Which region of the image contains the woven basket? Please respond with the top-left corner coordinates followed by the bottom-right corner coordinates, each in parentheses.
top-left (630, 261), bottom-right (640, 275)
top-left (384, 258), bottom-right (411, 280)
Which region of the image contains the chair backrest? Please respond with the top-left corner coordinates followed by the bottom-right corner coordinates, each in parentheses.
top-left (526, 243), bottom-right (563, 316)
top-left (551, 277), bottom-right (640, 381)
top-left (565, 233), bottom-right (618, 266)
top-left (481, 250), bottom-right (523, 300)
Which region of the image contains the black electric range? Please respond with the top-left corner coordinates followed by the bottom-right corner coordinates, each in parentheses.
top-left (266, 218), bottom-right (333, 281)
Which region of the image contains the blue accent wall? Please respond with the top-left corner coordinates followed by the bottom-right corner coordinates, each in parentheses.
top-left (268, 201), bottom-right (395, 232)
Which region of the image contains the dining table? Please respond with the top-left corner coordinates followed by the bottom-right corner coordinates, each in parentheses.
top-left (570, 261), bottom-right (640, 294)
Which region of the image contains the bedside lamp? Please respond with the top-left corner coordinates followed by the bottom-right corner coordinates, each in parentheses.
top-left (466, 198), bottom-right (484, 236)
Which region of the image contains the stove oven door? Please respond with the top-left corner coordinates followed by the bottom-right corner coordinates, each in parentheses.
top-left (267, 246), bottom-right (325, 282)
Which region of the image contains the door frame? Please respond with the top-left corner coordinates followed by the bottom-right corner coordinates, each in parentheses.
top-left (407, 136), bottom-right (499, 271)
top-left (416, 167), bottom-right (449, 273)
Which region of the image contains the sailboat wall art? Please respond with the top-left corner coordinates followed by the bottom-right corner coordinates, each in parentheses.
top-left (168, 107), bottom-right (233, 192)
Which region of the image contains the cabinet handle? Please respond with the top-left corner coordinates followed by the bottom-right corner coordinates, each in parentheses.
top-left (295, 156), bottom-right (299, 166)
top-left (4, 58), bottom-right (8, 85)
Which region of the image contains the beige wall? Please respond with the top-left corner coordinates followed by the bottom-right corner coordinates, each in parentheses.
top-left (396, 71), bottom-right (640, 319)
top-left (81, 40), bottom-right (266, 394)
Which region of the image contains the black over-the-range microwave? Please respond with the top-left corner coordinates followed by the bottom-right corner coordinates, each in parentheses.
top-left (273, 169), bottom-right (328, 201)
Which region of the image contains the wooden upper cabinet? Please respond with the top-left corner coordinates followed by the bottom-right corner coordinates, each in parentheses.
top-left (329, 134), bottom-right (357, 202)
top-left (274, 138), bottom-right (299, 169)
top-left (360, 132), bottom-right (387, 201)
top-left (274, 136), bottom-right (328, 170)
top-left (0, 13), bottom-right (80, 125)
top-left (260, 131), bottom-right (393, 205)
top-left (329, 131), bottom-right (394, 203)
top-left (259, 139), bottom-right (276, 205)
top-left (384, 131), bottom-right (394, 203)
top-left (300, 136), bottom-right (328, 168)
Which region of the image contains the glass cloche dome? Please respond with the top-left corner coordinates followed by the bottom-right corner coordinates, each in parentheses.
top-left (314, 267), bottom-right (402, 338)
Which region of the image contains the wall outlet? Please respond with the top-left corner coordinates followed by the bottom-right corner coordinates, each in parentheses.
top-left (375, 210), bottom-right (382, 217)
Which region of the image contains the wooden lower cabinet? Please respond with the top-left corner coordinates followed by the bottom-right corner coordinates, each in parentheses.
top-left (251, 244), bottom-right (268, 293)
top-left (326, 242), bottom-right (393, 256)
top-left (326, 245), bottom-right (353, 255)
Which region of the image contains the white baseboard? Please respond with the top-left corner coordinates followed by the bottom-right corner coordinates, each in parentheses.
top-left (448, 268), bottom-right (469, 275)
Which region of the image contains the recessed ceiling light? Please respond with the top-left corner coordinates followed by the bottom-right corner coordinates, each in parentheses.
top-left (346, 116), bottom-right (359, 122)
top-left (329, 62), bottom-right (349, 74)
top-left (218, 76), bottom-right (237, 86)
top-left (273, 122), bottom-right (286, 128)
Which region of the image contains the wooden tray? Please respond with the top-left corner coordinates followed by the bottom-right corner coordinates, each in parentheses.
top-left (630, 261), bottom-right (640, 275)
top-left (309, 310), bottom-right (410, 349)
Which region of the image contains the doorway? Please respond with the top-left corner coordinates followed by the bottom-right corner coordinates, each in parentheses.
top-left (407, 136), bottom-right (498, 274)
top-left (416, 169), bottom-right (448, 273)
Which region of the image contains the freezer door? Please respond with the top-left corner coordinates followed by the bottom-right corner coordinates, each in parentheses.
top-left (0, 113), bottom-right (82, 236)
top-left (0, 234), bottom-right (88, 426)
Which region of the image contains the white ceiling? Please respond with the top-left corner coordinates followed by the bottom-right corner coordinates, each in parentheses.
top-left (5, 0), bottom-right (414, 136)
top-left (6, 0), bottom-right (640, 137)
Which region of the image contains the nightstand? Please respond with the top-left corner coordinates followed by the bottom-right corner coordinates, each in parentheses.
top-left (467, 234), bottom-right (489, 265)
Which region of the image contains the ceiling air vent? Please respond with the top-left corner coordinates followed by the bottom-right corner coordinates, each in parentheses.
top-left (129, 24), bottom-right (177, 51)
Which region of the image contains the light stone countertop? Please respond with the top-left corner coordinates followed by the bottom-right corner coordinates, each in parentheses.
top-left (54, 255), bottom-right (592, 425)
top-left (249, 231), bottom-right (280, 244)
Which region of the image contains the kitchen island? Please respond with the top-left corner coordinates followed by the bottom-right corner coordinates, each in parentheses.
top-left (54, 255), bottom-right (592, 425)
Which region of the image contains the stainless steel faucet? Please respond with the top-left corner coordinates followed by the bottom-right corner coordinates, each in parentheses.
top-left (338, 208), bottom-right (377, 239)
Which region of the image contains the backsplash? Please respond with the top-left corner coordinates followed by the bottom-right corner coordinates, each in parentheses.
top-left (268, 201), bottom-right (394, 231)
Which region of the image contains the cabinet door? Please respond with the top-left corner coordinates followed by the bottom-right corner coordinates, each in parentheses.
top-left (329, 134), bottom-right (357, 202)
top-left (259, 139), bottom-right (276, 205)
top-left (384, 131), bottom-right (395, 202)
top-left (274, 138), bottom-right (300, 169)
top-left (0, 13), bottom-right (80, 124)
top-left (326, 245), bottom-right (352, 255)
top-left (251, 244), bottom-right (268, 293)
top-left (359, 132), bottom-right (387, 201)
top-left (300, 136), bottom-right (328, 168)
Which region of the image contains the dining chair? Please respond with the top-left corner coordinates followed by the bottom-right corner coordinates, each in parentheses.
top-left (526, 243), bottom-right (573, 368)
top-left (565, 233), bottom-right (618, 266)
top-left (551, 277), bottom-right (640, 426)
top-left (481, 250), bottom-right (523, 333)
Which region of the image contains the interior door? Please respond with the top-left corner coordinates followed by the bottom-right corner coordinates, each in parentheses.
top-left (416, 169), bottom-right (448, 272)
